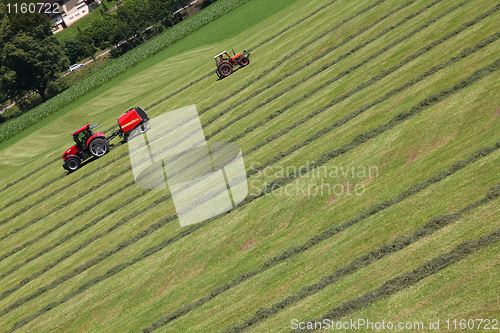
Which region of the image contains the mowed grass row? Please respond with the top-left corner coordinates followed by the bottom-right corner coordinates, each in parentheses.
top-left (218, 183), bottom-right (499, 333)
top-left (2, 50), bottom-right (498, 331)
top-left (135, 58), bottom-right (500, 332)
top-left (0, 0), bottom-right (422, 259)
top-left (0, 0), bottom-right (345, 229)
top-left (0, 0), bottom-right (484, 292)
top-left (0, 0), bottom-right (496, 330)
top-left (0, 0), bottom-right (496, 300)
top-left (0, 0), bottom-right (406, 272)
top-left (0, 0), bottom-right (364, 316)
top-left (2, 0), bottom-right (362, 280)
top-left (0, 0), bottom-right (339, 196)
top-left (0, 0), bottom-right (468, 242)
top-left (245, 200), bottom-right (500, 333)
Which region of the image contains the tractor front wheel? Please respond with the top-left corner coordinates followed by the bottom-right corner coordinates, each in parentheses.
top-left (89, 137), bottom-right (109, 157)
top-left (218, 63), bottom-right (233, 77)
top-left (64, 157), bottom-right (81, 172)
top-left (238, 56), bottom-right (250, 67)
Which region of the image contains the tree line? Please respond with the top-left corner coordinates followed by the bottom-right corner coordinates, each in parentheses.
top-left (64, 0), bottom-right (192, 64)
top-left (0, 0), bottom-right (212, 114)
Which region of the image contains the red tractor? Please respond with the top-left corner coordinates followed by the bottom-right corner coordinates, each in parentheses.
top-left (214, 49), bottom-right (250, 78)
top-left (62, 106), bottom-right (149, 172)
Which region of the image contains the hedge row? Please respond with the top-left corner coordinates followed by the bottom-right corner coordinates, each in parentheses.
top-left (222, 183), bottom-right (500, 332)
top-left (300, 228), bottom-right (500, 332)
top-left (0, 0), bottom-right (253, 145)
top-left (205, 0), bottom-right (426, 135)
top-left (239, 0), bottom-right (481, 151)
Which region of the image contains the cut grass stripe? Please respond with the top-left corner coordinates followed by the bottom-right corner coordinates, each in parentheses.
top-left (295, 229), bottom-right (500, 332)
top-left (235, 0), bottom-right (489, 148)
top-left (0, 150), bottom-right (129, 230)
top-left (146, 0), bottom-right (341, 111)
top-left (138, 143), bottom-right (500, 332)
top-left (0, 174), bottom-right (61, 216)
top-left (0, 194), bottom-right (174, 307)
top-left (248, 31), bottom-right (500, 175)
top-left (0, 188), bottom-right (166, 294)
top-left (0, 157), bottom-right (59, 195)
top-left (249, 57), bottom-right (500, 191)
top-left (197, 0), bottom-right (390, 117)
top-left (247, 0), bottom-right (339, 52)
top-left (0, 171), bottom-right (131, 265)
top-left (1, 54), bottom-right (497, 325)
top-left (0, 168), bottom-right (131, 244)
top-left (205, 0), bottom-right (431, 135)
top-left (0, 33), bottom-right (488, 286)
top-left (220, 183), bottom-right (500, 332)
top-left (0, 0), bottom-right (340, 192)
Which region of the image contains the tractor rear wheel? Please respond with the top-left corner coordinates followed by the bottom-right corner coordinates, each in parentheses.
top-left (65, 157), bottom-right (81, 172)
top-left (238, 56), bottom-right (250, 67)
top-left (89, 137), bottom-right (109, 157)
top-left (218, 63), bottom-right (233, 77)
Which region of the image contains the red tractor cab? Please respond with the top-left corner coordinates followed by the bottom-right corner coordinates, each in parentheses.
top-left (62, 123), bottom-right (109, 172)
top-left (62, 106), bottom-right (149, 173)
top-left (214, 49), bottom-right (250, 78)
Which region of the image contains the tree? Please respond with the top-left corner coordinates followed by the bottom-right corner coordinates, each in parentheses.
top-left (0, 4), bottom-right (70, 101)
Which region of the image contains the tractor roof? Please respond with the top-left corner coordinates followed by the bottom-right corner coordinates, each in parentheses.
top-left (73, 123), bottom-right (90, 135)
top-left (214, 51), bottom-right (228, 58)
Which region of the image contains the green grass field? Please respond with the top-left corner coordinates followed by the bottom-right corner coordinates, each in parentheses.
top-left (0, 0), bottom-right (498, 331)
